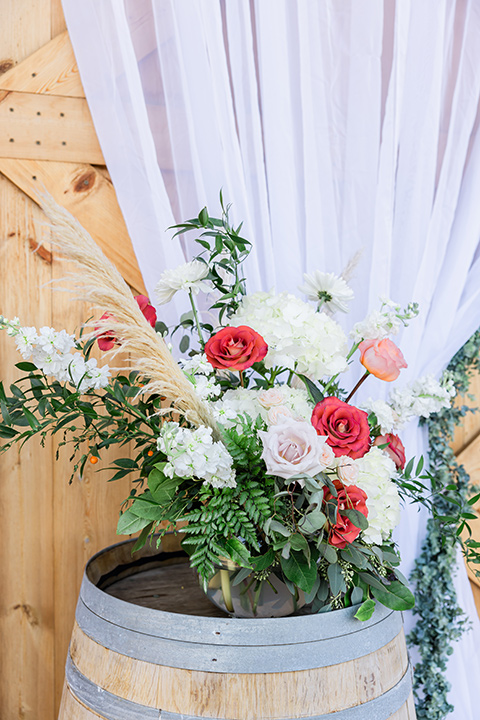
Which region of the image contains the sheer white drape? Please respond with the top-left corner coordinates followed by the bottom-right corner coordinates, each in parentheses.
top-left (62, 1), bottom-right (480, 716)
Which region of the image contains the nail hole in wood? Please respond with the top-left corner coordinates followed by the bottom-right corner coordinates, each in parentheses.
top-left (32, 176), bottom-right (37, 181)
top-left (9, 138), bottom-right (14, 142)
top-left (62, 141), bottom-right (67, 145)
top-left (31, 72), bottom-right (37, 77)
top-left (35, 140), bottom-right (41, 145)
top-left (9, 107), bottom-right (14, 112)
top-left (60, 112), bottom-right (65, 117)
top-left (36, 111), bottom-right (41, 116)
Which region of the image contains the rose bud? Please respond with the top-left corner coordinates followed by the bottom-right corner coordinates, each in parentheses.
top-left (311, 396), bottom-right (370, 459)
top-left (96, 295), bottom-right (157, 350)
top-left (358, 338), bottom-right (407, 382)
top-left (204, 326), bottom-right (268, 371)
top-left (373, 433), bottom-right (406, 470)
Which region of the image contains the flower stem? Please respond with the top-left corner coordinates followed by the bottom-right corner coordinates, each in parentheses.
top-left (345, 371), bottom-right (370, 403)
top-left (189, 290), bottom-right (205, 348)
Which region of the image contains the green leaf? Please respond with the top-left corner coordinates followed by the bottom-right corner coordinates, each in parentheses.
top-left (351, 586), bottom-right (364, 605)
top-left (327, 562), bottom-right (346, 596)
top-left (290, 533), bottom-right (309, 552)
top-left (23, 407), bottom-right (40, 430)
top-left (280, 550), bottom-right (317, 593)
top-left (132, 522), bottom-right (154, 552)
top-left (117, 508), bottom-right (152, 535)
top-left (404, 457), bottom-right (415, 478)
top-left (0, 400), bottom-right (12, 426)
top-left (15, 362), bottom-right (37, 372)
top-left (113, 458), bottom-right (138, 469)
top-left (224, 537), bottom-right (252, 568)
top-left (297, 374), bottom-right (324, 405)
top-left (179, 335), bottom-right (190, 353)
top-left (299, 509), bottom-right (327, 533)
top-left (148, 466), bottom-right (181, 505)
top-left (415, 456), bottom-right (424, 475)
top-left (198, 206), bottom-right (209, 225)
top-left (319, 543), bottom-right (337, 564)
top-left (343, 508), bottom-right (368, 531)
top-left (129, 495), bottom-right (165, 521)
top-left (251, 548), bottom-right (275, 572)
top-left (371, 580), bottom-right (415, 611)
top-left (267, 519), bottom-right (291, 537)
top-left (354, 599), bottom-right (376, 621)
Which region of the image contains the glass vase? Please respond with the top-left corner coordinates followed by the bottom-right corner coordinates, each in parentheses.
top-left (204, 560), bottom-right (306, 618)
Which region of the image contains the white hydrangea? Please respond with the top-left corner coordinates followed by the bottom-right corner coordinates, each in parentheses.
top-left (157, 422), bottom-right (236, 488)
top-left (389, 374), bottom-right (456, 428)
top-left (298, 271), bottom-right (354, 314)
top-left (2, 318), bottom-right (110, 392)
top-left (360, 398), bottom-right (396, 434)
top-left (155, 260), bottom-right (212, 305)
top-left (213, 386), bottom-right (313, 428)
top-left (352, 447), bottom-right (401, 544)
top-left (230, 290), bottom-right (348, 378)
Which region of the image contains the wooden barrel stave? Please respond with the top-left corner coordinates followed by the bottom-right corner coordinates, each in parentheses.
top-left (58, 538), bottom-right (417, 720)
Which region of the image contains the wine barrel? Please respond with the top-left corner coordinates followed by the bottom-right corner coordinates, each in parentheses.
top-left (58, 536), bottom-right (416, 720)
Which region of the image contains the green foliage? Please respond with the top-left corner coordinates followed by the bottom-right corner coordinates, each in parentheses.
top-left (408, 328), bottom-right (480, 719)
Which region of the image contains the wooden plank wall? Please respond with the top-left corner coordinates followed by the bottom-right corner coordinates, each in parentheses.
top-left (0, 3), bottom-right (134, 718)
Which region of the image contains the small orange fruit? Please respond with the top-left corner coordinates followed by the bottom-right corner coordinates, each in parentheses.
top-left (90, 456), bottom-right (99, 464)
top-left (147, 450), bottom-right (154, 457)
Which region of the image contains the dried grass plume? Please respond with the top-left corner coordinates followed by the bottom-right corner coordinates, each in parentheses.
top-left (40, 194), bottom-right (219, 436)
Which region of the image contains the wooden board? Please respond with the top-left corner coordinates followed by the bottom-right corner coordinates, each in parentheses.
top-left (0, 90), bottom-right (104, 164)
top-left (0, 158), bottom-right (146, 294)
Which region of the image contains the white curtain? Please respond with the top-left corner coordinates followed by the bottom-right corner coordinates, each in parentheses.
top-left (62, 1), bottom-right (480, 716)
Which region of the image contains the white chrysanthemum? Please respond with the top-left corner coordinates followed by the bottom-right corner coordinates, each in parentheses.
top-left (298, 271), bottom-right (354, 313)
top-left (213, 386), bottom-right (313, 428)
top-left (155, 260), bottom-right (212, 305)
top-left (361, 398), bottom-right (396, 434)
top-left (352, 447), bottom-right (401, 544)
top-left (157, 423), bottom-right (236, 488)
top-left (389, 374), bottom-right (456, 428)
top-left (231, 290), bottom-right (348, 378)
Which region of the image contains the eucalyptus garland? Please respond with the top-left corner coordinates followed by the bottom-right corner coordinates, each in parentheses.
top-left (408, 330), bottom-right (480, 719)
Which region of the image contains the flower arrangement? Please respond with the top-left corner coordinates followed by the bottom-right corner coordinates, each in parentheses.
top-left (0, 196), bottom-right (474, 620)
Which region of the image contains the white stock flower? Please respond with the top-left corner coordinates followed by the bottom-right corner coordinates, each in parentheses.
top-left (182, 353), bottom-right (213, 376)
top-left (354, 447), bottom-right (401, 544)
top-left (189, 374), bottom-right (221, 401)
top-left (350, 308), bottom-right (402, 342)
top-left (361, 398), bottom-right (396, 434)
top-left (298, 271), bottom-right (354, 313)
top-left (155, 260), bottom-right (212, 305)
top-left (157, 423), bottom-right (236, 489)
top-left (259, 419), bottom-right (332, 481)
top-left (231, 290), bottom-right (348, 378)
top-left (389, 374), bottom-right (456, 428)
top-left (15, 326), bottom-right (38, 359)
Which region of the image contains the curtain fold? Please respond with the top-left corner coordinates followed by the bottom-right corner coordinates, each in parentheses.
top-left (62, 1), bottom-right (480, 716)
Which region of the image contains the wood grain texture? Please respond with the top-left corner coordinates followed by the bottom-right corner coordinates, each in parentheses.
top-left (0, 158), bottom-right (146, 294)
top-left (0, 31), bottom-right (83, 98)
top-left (0, 90), bottom-right (104, 164)
top-left (68, 622), bottom-right (408, 719)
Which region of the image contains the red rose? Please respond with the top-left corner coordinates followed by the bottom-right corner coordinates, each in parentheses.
top-left (358, 338), bottom-right (407, 382)
top-left (324, 480), bottom-right (368, 548)
top-left (204, 326), bottom-right (268, 371)
top-left (96, 295), bottom-right (157, 351)
top-left (373, 433), bottom-right (406, 470)
top-left (311, 397), bottom-right (370, 459)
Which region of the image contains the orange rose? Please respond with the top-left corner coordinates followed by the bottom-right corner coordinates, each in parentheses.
top-left (311, 397), bottom-right (370, 459)
top-left (205, 326), bottom-right (268, 371)
top-left (358, 338), bottom-right (407, 381)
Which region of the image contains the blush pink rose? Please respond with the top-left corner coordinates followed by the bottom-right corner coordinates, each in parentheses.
top-left (205, 326), bottom-right (268, 371)
top-left (373, 433), bottom-right (406, 470)
top-left (358, 338), bottom-right (407, 382)
top-left (311, 397), bottom-right (370, 459)
top-left (323, 480), bottom-right (368, 548)
top-left (259, 419), bottom-right (331, 481)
